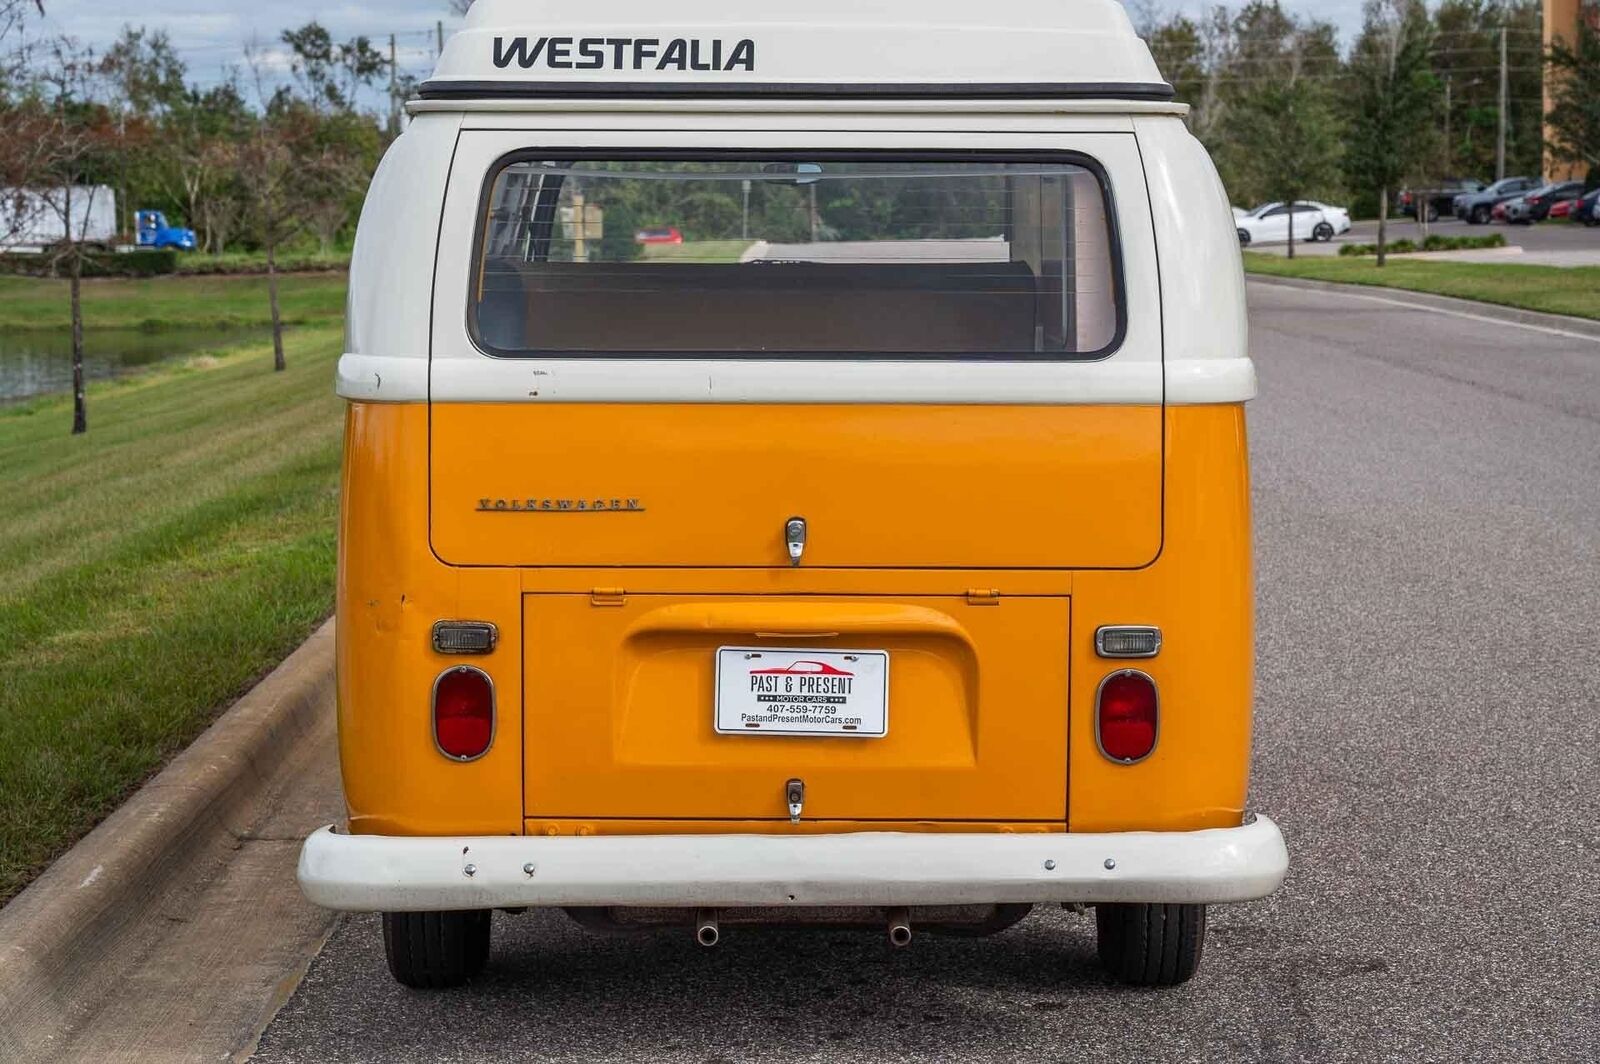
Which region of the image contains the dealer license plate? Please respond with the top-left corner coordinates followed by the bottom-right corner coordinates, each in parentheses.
top-left (714, 647), bottom-right (889, 737)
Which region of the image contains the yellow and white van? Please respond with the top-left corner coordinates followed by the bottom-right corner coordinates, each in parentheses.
top-left (298, 0), bottom-right (1287, 988)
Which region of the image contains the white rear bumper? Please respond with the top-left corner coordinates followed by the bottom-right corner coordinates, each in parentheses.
top-left (298, 816), bottom-right (1287, 912)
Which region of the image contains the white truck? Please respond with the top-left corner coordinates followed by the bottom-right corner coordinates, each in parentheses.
top-left (0, 185), bottom-right (118, 251)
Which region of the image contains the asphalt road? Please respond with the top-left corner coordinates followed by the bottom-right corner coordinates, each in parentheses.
top-left (253, 282), bottom-right (1600, 1063)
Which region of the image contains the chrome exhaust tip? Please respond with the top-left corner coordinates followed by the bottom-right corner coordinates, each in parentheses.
top-left (695, 908), bottom-right (720, 947)
top-left (887, 907), bottom-right (912, 948)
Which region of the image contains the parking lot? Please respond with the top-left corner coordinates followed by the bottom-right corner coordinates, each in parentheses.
top-left (1251, 213), bottom-right (1600, 266)
top-left (249, 280), bottom-right (1600, 1063)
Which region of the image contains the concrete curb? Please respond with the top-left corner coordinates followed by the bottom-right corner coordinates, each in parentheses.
top-left (1246, 274), bottom-right (1600, 340)
top-left (0, 619), bottom-right (335, 1055)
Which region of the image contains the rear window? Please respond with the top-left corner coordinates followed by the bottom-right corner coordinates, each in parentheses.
top-left (471, 155), bottom-right (1121, 359)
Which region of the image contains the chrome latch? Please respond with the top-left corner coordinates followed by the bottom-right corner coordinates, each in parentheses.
top-left (785, 516), bottom-right (807, 566)
top-left (785, 778), bottom-right (805, 822)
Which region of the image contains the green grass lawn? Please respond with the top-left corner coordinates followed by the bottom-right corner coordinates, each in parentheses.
top-left (0, 303), bottom-right (345, 903)
top-left (0, 272), bottom-right (347, 332)
top-left (1242, 252), bottom-right (1600, 321)
top-left (639, 239), bottom-right (755, 263)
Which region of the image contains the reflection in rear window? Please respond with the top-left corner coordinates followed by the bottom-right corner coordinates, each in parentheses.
top-left (472, 157), bottom-right (1120, 358)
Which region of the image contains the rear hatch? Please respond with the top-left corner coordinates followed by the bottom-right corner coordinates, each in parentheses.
top-left (431, 402), bottom-right (1160, 569)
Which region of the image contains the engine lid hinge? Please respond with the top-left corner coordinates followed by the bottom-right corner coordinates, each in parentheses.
top-left (590, 587), bottom-right (627, 607)
top-left (965, 588), bottom-right (1001, 606)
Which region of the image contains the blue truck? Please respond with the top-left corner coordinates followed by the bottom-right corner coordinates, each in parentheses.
top-left (135, 209), bottom-right (197, 250)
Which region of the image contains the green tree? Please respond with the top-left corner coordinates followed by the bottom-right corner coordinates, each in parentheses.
top-left (1347, 0), bottom-right (1438, 265)
top-left (1225, 77), bottom-right (1343, 257)
top-left (1545, 13), bottom-right (1600, 185)
top-left (1140, 2), bottom-right (1344, 207)
top-left (1430, 1), bottom-right (1543, 182)
top-left (280, 22), bottom-right (387, 114)
top-left (97, 26), bottom-right (186, 118)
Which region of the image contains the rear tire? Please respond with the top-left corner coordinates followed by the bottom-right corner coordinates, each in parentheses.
top-left (1236, 229), bottom-right (1251, 246)
top-left (1094, 903), bottom-right (1205, 986)
top-left (382, 910), bottom-right (492, 988)
top-left (1313, 222), bottom-right (1334, 242)
top-left (1471, 205), bottom-right (1491, 224)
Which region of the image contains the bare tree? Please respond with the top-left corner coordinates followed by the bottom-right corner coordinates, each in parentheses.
top-left (26, 36), bottom-right (116, 434)
top-left (0, 3), bottom-right (48, 248)
top-left (234, 124), bottom-right (302, 372)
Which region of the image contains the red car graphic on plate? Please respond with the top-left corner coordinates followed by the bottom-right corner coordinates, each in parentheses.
top-left (750, 660), bottom-right (853, 676)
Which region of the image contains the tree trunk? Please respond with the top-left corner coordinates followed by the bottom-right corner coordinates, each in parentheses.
top-left (1377, 186), bottom-right (1389, 268)
top-left (267, 235), bottom-right (285, 372)
top-left (70, 251), bottom-right (86, 435)
top-left (1287, 204), bottom-right (1295, 260)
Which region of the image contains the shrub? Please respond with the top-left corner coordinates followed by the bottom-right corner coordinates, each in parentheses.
top-left (0, 249), bottom-right (178, 277)
top-left (82, 250), bottom-right (179, 277)
top-left (173, 250), bottom-right (351, 276)
top-left (1338, 234), bottom-right (1505, 257)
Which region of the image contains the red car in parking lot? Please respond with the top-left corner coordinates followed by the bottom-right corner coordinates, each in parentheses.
top-left (634, 226), bottom-right (684, 245)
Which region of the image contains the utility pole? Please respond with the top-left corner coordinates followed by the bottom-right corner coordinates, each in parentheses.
top-left (1495, 26), bottom-right (1507, 181)
top-left (437, 21), bottom-right (446, 60)
top-left (1443, 76), bottom-right (1451, 174)
top-left (388, 34), bottom-right (399, 137)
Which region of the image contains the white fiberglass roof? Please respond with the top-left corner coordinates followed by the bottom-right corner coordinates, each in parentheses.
top-left (422, 0), bottom-right (1168, 100)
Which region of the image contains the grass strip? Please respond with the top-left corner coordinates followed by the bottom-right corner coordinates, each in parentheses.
top-left (1243, 253), bottom-right (1600, 321)
top-left (0, 322), bottom-right (344, 903)
top-left (0, 272), bottom-right (347, 332)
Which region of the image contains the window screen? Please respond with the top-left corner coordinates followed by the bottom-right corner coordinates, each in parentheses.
top-left (472, 156), bottom-right (1120, 358)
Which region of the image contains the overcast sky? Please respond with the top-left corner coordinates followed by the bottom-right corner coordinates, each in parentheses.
top-left (32, 0), bottom-right (1372, 94)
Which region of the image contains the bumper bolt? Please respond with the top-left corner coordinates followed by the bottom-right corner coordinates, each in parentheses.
top-left (1103, 858), bottom-right (1116, 870)
top-left (523, 863), bottom-right (536, 877)
top-left (1043, 859), bottom-right (1057, 871)
top-left (463, 863), bottom-right (477, 878)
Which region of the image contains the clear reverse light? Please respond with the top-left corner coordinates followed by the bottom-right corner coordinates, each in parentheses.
top-left (432, 620), bottom-right (498, 655)
top-left (1094, 625), bottom-right (1161, 659)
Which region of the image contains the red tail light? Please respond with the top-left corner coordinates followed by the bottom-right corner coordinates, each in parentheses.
top-left (1096, 670), bottom-right (1158, 764)
top-left (433, 666), bottom-right (495, 761)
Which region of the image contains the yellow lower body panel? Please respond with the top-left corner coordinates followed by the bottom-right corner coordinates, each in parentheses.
top-left (336, 401), bottom-right (1252, 839)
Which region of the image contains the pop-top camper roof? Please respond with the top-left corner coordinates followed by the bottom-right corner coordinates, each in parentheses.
top-left (420, 0), bottom-right (1170, 101)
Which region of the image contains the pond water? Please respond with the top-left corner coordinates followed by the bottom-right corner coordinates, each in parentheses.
top-left (0, 325), bottom-right (274, 403)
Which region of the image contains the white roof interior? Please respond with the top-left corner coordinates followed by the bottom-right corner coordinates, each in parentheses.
top-left (425, 0), bottom-right (1167, 96)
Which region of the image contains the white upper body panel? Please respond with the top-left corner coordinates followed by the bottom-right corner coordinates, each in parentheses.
top-left (337, 2), bottom-right (1252, 407)
top-left (424, 0), bottom-right (1168, 98)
